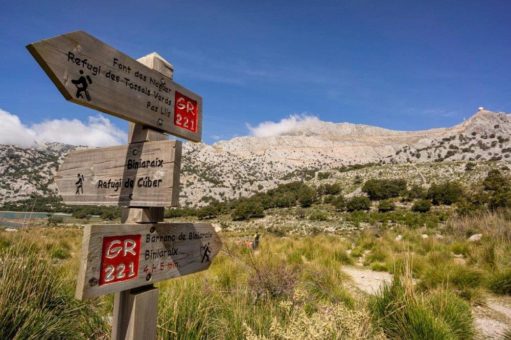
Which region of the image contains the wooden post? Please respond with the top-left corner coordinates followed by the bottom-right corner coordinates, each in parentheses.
top-left (112, 53), bottom-right (175, 340)
top-left (112, 285), bottom-right (159, 340)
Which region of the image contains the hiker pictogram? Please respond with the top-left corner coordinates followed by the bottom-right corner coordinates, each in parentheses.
top-left (201, 243), bottom-right (211, 263)
top-left (72, 70), bottom-right (92, 101)
top-left (75, 173), bottom-right (85, 194)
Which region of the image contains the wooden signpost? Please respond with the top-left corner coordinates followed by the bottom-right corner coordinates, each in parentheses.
top-left (55, 140), bottom-right (181, 207)
top-left (27, 31), bottom-right (202, 142)
top-left (76, 223), bottom-right (222, 299)
top-left (27, 31), bottom-right (220, 340)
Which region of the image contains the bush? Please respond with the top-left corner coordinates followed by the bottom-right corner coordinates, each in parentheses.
top-left (346, 196), bottom-right (371, 212)
top-left (427, 182), bottom-right (464, 205)
top-left (317, 172), bottom-right (331, 180)
top-left (100, 208), bottom-right (119, 220)
top-left (197, 205), bottom-right (219, 220)
top-left (378, 199), bottom-right (395, 212)
top-left (308, 210), bottom-right (328, 221)
top-left (488, 270), bottom-right (511, 295)
top-left (318, 183), bottom-right (341, 196)
top-left (488, 190), bottom-right (511, 211)
top-left (405, 185), bottom-right (427, 200)
top-left (297, 186), bottom-right (316, 207)
top-left (165, 207), bottom-right (197, 218)
top-left (370, 278), bottom-right (474, 340)
top-left (248, 259), bottom-right (296, 300)
top-left (273, 193), bottom-right (296, 208)
top-left (331, 195), bottom-right (346, 211)
top-left (231, 200), bottom-right (265, 220)
top-left (362, 179), bottom-right (407, 200)
top-left (47, 215), bottom-right (64, 226)
top-left (483, 169), bottom-right (509, 192)
top-left (0, 246), bottom-right (107, 339)
top-left (412, 199), bottom-right (432, 213)
top-left (465, 162), bottom-right (476, 171)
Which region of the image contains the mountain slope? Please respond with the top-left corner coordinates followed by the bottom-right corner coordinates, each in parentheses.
top-left (1, 109), bottom-right (510, 206)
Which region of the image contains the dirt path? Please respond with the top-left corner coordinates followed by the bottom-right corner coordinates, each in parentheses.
top-left (342, 266), bottom-right (511, 339)
top-left (473, 297), bottom-right (511, 339)
top-left (342, 266), bottom-right (392, 295)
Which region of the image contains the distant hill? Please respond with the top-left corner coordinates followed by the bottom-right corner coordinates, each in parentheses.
top-left (1, 109), bottom-right (510, 206)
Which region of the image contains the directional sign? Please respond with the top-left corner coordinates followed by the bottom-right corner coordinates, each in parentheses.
top-left (27, 31), bottom-right (202, 142)
top-left (76, 223), bottom-right (222, 299)
top-left (55, 140), bottom-right (181, 207)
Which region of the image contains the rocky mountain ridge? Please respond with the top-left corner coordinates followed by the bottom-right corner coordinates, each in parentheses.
top-left (1, 109), bottom-right (510, 206)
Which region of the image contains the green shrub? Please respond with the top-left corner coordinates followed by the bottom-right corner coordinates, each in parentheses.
top-left (47, 215), bottom-right (64, 226)
top-left (370, 278), bottom-right (474, 340)
top-left (165, 207), bottom-right (197, 218)
top-left (317, 172), bottom-right (331, 180)
top-left (297, 186), bottom-right (316, 207)
top-left (370, 262), bottom-right (388, 272)
top-left (483, 169), bottom-right (509, 192)
top-left (232, 200), bottom-right (265, 220)
top-left (464, 162), bottom-right (476, 171)
top-left (428, 290), bottom-right (475, 339)
top-left (488, 190), bottom-right (511, 210)
top-left (420, 264), bottom-right (484, 298)
top-left (362, 179), bottom-right (407, 200)
top-left (308, 210), bottom-right (328, 221)
top-left (333, 249), bottom-right (354, 265)
top-left (197, 205), bottom-right (219, 220)
top-left (406, 185), bottom-right (427, 200)
top-left (378, 199), bottom-right (395, 212)
top-left (427, 182), bottom-right (464, 205)
top-left (346, 196), bottom-right (371, 212)
top-left (331, 195), bottom-right (346, 211)
top-left (488, 270), bottom-right (511, 295)
top-left (450, 242), bottom-right (469, 256)
top-left (274, 193), bottom-right (296, 208)
top-left (248, 259), bottom-right (296, 300)
top-left (318, 183), bottom-right (341, 195)
top-left (412, 199), bottom-right (432, 213)
top-left (0, 245), bottom-right (107, 339)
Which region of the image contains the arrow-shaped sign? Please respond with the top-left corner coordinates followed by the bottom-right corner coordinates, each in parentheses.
top-left (27, 31), bottom-right (202, 142)
top-left (76, 223), bottom-right (222, 299)
top-left (55, 140), bottom-right (181, 207)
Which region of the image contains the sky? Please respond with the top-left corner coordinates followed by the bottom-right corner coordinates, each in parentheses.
top-left (0, 0), bottom-right (510, 146)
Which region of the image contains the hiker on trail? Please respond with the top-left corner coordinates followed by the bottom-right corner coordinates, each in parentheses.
top-left (72, 70), bottom-right (92, 101)
top-left (252, 233), bottom-right (260, 250)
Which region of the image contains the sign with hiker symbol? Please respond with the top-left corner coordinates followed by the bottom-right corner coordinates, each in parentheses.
top-left (72, 70), bottom-right (92, 101)
top-left (75, 173), bottom-right (85, 194)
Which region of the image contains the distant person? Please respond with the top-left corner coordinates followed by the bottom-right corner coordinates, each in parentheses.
top-left (252, 233), bottom-right (260, 250)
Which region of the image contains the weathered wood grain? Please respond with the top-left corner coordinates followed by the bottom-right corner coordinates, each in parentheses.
top-left (76, 223), bottom-right (222, 300)
top-left (112, 285), bottom-right (159, 340)
top-left (55, 140), bottom-right (181, 207)
top-left (27, 31), bottom-right (202, 142)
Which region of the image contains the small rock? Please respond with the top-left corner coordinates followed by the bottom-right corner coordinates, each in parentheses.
top-left (421, 234), bottom-right (429, 239)
top-left (5, 228), bottom-right (18, 232)
top-left (468, 233), bottom-right (483, 242)
top-left (395, 234), bottom-right (403, 241)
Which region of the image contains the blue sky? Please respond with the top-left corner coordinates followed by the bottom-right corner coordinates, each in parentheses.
top-left (1, 0), bottom-right (510, 145)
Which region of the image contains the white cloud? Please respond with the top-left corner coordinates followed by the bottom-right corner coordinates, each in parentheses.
top-left (247, 114), bottom-right (322, 138)
top-left (0, 109), bottom-right (127, 147)
top-left (0, 109), bottom-right (37, 147)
